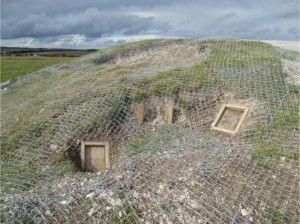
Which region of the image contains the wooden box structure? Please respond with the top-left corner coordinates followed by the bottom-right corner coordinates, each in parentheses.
top-left (81, 142), bottom-right (110, 172)
top-left (211, 104), bottom-right (249, 135)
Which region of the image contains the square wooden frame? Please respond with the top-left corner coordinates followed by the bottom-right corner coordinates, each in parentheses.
top-left (211, 104), bottom-right (249, 135)
top-left (81, 141), bottom-right (110, 171)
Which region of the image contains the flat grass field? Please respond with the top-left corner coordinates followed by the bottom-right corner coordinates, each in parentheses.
top-left (1, 56), bottom-right (74, 82)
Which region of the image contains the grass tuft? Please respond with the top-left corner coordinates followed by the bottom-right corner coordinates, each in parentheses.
top-left (251, 142), bottom-right (280, 170)
top-left (266, 206), bottom-right (290, 224)
top-left (252, 142), bottom-right (280, 161)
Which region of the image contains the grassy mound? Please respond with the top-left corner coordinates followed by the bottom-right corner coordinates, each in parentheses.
top-left (1, 39), bottom-right (299, 223)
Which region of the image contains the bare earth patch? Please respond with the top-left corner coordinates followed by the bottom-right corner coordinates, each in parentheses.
top-left (262, 40), bottom-right (299, 51)
top-left (282, 58), bottom-right (300, 86)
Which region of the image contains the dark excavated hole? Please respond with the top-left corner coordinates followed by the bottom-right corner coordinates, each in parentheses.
top-left (64, 134), bottom-right (122, 172)
top-left (62, 89), bottom-right (230, 173)
top-left (63, 136), bottom-right (82, 171)
top-left (64, 149), bottom-right (81, 170)
top-left (64, 96), bottom-right (131, 172)
top-left (85, 134), bottom-right (122, 169)
top-left (144, 108), bottom-right (158, 122)
top-left (81, 141), bottom-right (110, 172)
top-left (63, 100), bottom-right (129, 173)
top-left (173, 107), bottom-right (181, 123)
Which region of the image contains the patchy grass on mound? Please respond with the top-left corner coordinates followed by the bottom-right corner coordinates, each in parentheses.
top-left (1, 39), bottom-right (299, 195)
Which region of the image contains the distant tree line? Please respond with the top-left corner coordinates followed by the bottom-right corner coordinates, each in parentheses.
top-left (0, 47), bottom-right (97, 57)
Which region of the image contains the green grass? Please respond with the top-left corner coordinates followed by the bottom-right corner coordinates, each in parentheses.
top-left (132, 89), bottom-right (146, 103)
top-left (251, 142), bottom-right (280, 169)
top-left (1, 56), bottom-right (73, 82)
top-left (251, 140), bottom-right (299, 169)
top-left (128, 39), bottom-right (279, 101)
top-left (94, 65), bottom-right (106, 71)
top-left (250, 93), bottom-right (299, 167)
top-left (132, 64), bottom-right (207, 100)
top-left (1, 161), bottom-right (46, 194)
top-left (266, 206), bottom-right (290, 224)
top-left (92, 39), bottom-right (283, 103)
top-left (273, 101), bottom-right (299, 131)
top-left (1, 121), bottom-right (56, 159)
top-left (202, 40), bottom-right (277, 69)
top-left (110, 38), bottom-right (184, 51)
top-left (256, 161), bottom-right (272, 170)
top-left (252, 142), bottom-right (280, 161)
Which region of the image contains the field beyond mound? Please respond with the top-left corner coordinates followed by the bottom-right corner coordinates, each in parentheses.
top-left (1, 39), bottom-right (299, 223)
top-left (1, 56), bottom-right (74, 82)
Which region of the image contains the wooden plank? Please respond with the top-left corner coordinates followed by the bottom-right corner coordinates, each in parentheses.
top-left (81, 141), bottom-right (85, 170)
top-left (105, 144), bottom-right (110, 170)
top-left (166, 104), bottom-right (174, 124)
top-left (137, 104), bottom-right (145, 125)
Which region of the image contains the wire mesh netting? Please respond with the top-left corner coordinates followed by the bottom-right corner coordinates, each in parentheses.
top-left (1, 39), bottom-right (299, 223)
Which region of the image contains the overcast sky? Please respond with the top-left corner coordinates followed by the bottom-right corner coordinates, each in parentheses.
top-left (1, 0), bottom-right (299, 49)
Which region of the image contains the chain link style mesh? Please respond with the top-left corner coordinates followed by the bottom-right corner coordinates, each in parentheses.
top-left (1, 39), bottom-right (299, 223)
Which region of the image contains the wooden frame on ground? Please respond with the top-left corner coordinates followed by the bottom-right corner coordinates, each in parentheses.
top-left (81, 141), bottom-right (110, 172)
top-left (211, 104), bottom-right (249, 135)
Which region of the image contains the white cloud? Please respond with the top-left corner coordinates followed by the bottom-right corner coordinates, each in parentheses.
top-left (1, 38), bottom-right (40, 48)
top-left (0, 34), bottom-right (178, 49)
top-left (1, 0), bottom-right (299, 48)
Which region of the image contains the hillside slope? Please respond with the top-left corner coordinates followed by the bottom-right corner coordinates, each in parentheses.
top-left (1, 39), bottom-right (299, 223)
